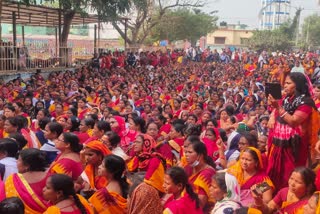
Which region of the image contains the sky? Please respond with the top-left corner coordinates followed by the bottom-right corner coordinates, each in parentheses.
top-left (205, 0), bottom-right (320, 29)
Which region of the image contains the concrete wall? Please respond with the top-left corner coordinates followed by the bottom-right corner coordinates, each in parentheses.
top-left (206, 28), bottom-right (253, 47)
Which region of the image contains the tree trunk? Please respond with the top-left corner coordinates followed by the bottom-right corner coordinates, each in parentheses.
top-left (60, 11), bottom-right (75, 67)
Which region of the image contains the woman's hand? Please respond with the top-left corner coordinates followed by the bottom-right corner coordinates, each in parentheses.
top-left (216, 138), bottom-right (225, 152)
top-left (268, 94), bottom-right (279, 109)
top-left (250, 184), bottom-right (264, 206)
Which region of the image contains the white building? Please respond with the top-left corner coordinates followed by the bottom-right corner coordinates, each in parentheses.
top-left (260, 0), bottom-right (291, 30)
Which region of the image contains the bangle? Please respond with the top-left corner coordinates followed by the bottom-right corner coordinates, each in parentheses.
top-left (280, 111), bottom-right (288, 118)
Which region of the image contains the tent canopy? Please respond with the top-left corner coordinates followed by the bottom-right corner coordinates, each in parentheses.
top-left (1, 0), bottom-right (112, 27)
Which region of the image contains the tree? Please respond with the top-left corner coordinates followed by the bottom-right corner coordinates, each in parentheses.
top-left (278, 8), bottom-right (302, 41)
top-left (22, 0), bottom-right (132, 47)
top-left (111, 0), bottom-right (205, 46)
top-left (147, 8), bottom-right (217, 45)
top-left (301, 14), bottom-right (320, 48)
top-left (248, 29), bottom-right (292, 51)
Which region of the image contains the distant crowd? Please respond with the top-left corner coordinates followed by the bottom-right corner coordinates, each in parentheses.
top-left (0, 48), bottom-right (319, 214)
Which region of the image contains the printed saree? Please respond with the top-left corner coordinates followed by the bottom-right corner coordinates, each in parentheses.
top-left (49, 156), bottom-right (83, 181)
top-left (5, 173), bottom-right (48, 214)
top-left (89, 188), bottom-right (127, 214)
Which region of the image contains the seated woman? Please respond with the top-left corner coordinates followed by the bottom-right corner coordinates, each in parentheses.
top-left (163, 166), bottom-right (202, 214)
top-left (127, 134), bottom-right (165, 174)
top-left (217, 108), bottom-right (234, 134)
top-left (75, 118), bottom-right (95, 144)
top-left (43, 174), bottom-right (93, 214)
top-left (252, 167), bottom-right (316, 214)
top-left (167, 123), bottom-right (185, 161)
top-left (184, 139), bottom-right (216, 211)
top-left (109, 116), bottom-right (137, 155)
top-left (0, 138), bottom-right (19, 181)
top-left (90, 120), bottom-right (111, 143)
top-left (219, 131), bottom-right (258, 169)
top-left (102, 131), bottom-right (129, 161)
top-left (77, 98), bottom-right (91, 120)
top-left (89, 155), bottom-right (128, 214)
top-left (145, 122), bottom-right (174, 168)
top-left (79, 140), bottom-right (111, 192)
top-left (216, 131), bottom-right (241, 169)
top-left (210, 172), bottom-right (241, 213)
top-left (4, 117), bottom-right (20, 137)
top-left (201, 128), bottom-right (219, 161)
top-left (49, 132), bottom-right (83, 181)
top-left (227, 147), bottom-right (274, 207)
top-left (127, 152), bottom-right (165, 214)
top-left (5, 148), bottom-right (49, 214)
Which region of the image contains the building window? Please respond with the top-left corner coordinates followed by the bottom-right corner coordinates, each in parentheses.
top-left (240, 38), bottom-right (249, 45)
top-left (214, 37), bottom-right (225, 44)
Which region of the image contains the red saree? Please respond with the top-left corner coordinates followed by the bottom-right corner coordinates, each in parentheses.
top-left (185, 165), bottom-right (216, 203)
top-left (49, 156), bottom-right (83, 181)
top-left (5, 173), bottom-right (48, 214)
top-left (273, 188), bottom-right (308, 214)
top-left (78, 108), bottom-right (90, 120)
top-left (267, 101), bottom-right (314, 191)
top-left (81, 164), bottom-right (108, 190)
top-left (163, 192), bottom-right (203, 214)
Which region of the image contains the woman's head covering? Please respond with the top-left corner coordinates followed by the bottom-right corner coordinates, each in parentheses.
top-left (112, 116), bottom-right (126, 135)
top-left (246, 147), bottom-right (264, 169)
top-left (225, 173), bottom-right (240, 202)
top-left (139, 134), bottom-right (156, 154)
top-left (85, 140), bottom-right (111, 156)
top-left (226, 131), bottom-right (241, 160)
top-left (228, 146), bottom-right (274, 189)
top-left (227, 131), bottom-right (241, 150)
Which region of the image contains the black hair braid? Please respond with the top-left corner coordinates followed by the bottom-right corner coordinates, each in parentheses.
top-left (112, 167), bottom-right (129, 199)
top-left (185, 183), bottom-right (200, 209)
top-left (205, 155), bottom-right (216, 169)
top-left (72, 194), bottom-right (87, 214)
top-left (119, 175), bottom-right (129, 199)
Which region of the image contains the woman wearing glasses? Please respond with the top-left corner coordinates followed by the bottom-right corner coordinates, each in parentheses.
top-left (48, 132), bottom-right (83, 181)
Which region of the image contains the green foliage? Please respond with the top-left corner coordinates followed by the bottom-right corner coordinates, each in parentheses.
top-left (149, 8), bottom-right (217, 45)
top-left (278, 8), bottom-right (302, 40)
top-left (248, 29), bottom-right (292, 51)
top-left (249, 8), bottom-right (302, 51)
top-left (21, 0), bottom-right (131, 20)
top-left (301, 14), bottom-right (320, 48)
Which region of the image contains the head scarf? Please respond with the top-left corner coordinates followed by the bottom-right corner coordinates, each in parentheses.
top-left (227, 147), bottom-right (273, 187)
top-left (246, 147), bottom-right (264, 169)
top-left (112, 116), bottom-right (126, 136)
top-left (85, 140), bottom-right (111, 156)
top-left (139, 134), bottom-right (156, 154)
top-left (211, 173), bottom-right (241, 213)
top-left (226, 131), bottom-right (240, 160)
top-left (224, 173), bottom-right (240, 202)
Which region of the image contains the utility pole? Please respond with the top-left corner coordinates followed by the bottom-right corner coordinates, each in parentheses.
top-left (295, 7), bottom-right (303, 47)
top-left (0, 0), bottom-right (2, 42)
top-left (306, 20), bottom-right (310, 50)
